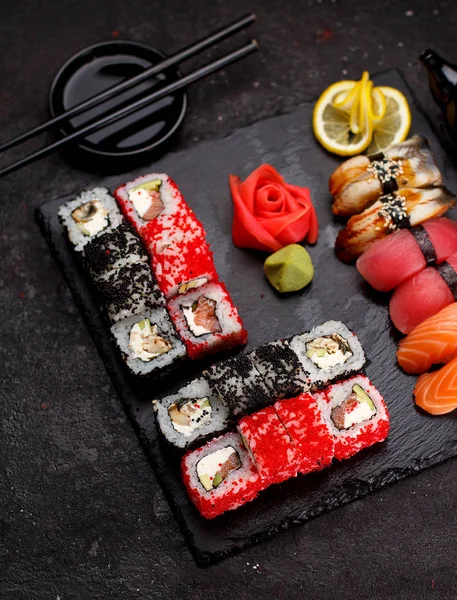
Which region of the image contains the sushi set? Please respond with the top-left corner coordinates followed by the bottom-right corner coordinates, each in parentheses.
top-left (37, 69), bottom-right (457, 564)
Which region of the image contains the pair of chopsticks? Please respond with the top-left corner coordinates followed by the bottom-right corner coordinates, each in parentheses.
top-left (0, 14), bottom-right (257, 178)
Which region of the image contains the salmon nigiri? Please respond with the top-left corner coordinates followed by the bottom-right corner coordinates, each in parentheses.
top-left (397, 304), bottom-right (457, 374)
top-left (414, 355), bottom-right (457, 415)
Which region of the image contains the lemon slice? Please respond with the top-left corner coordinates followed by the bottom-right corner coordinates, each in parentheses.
top-left (313, 81), bottom-right (373, 156)
top-left (366, 86), bottom-right (411, 154)
top-left (370, 87), bottom-right (386, 125)
top-left (333, 81), bottom-right (358, 113)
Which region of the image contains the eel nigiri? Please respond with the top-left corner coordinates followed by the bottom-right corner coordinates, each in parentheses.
top-left (389, 252), bottom-right (457, 334)
top-left (356, 217), bottom-right (457, 291)
top-left (330, 136), bottom-right (443, 216)
top-left (335, 187), bottom-right (456, 263)
top-left (397, 304), bottom-right (457, 374)
top-left (414, 355), bottom-right (457, 415)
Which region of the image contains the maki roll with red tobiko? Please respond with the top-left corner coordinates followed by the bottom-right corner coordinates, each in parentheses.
top-left (114, 174), bottom-right (188, 235)
top-left (274, 393), bottom-right (335, 474)
top-left (237, 406), bottom-right (300, 486)
top-left (167, 281), bottom-right (247, 360)
top-left (317, 374), bottom-right (390, 461)
top-left (181, 431), bottom-right (262, 519)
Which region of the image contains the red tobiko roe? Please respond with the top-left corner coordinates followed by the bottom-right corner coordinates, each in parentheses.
top-left (229, 164), bottom-right (318, 253)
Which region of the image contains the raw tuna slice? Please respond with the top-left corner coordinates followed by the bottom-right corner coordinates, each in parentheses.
top-left (389, 252), bottom-right (457, 334)
top-left (357, 217), bottom-right (457, 292)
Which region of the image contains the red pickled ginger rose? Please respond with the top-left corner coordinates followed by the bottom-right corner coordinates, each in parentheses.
top-left (229, 164), bottom-right (318, 253)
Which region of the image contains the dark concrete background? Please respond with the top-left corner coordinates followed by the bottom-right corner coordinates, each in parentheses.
top-left (1, 0), bottom-right (457, 598)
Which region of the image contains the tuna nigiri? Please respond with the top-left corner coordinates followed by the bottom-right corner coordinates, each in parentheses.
top-left (330, 136), bottom-right (443, 217)
top-left (335, 187), bottom-right (456, 263)
top-left (389, 252), bottom-right (457, 334)
top-left (414, 355), bottom-right (457, 415)
top-left (356, 217), bottom-right (457, 292)
top-left (397, 304), bottom-right (457, 374)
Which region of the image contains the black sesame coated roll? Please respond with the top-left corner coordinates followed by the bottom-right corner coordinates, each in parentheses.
top-left (203, 354), bottom-right (271, 419)
top-left (83, 222), bottom-right (148, 280)
top-left (95, 261), bottom-right (165, 323)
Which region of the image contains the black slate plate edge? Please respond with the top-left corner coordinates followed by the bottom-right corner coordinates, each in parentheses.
top-left (35, 68), bottom-right (457, 565)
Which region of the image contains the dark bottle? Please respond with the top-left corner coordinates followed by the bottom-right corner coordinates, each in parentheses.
top-left (420, 49), bottom-right (457, 143)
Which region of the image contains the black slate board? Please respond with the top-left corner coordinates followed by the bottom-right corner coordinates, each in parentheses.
top-left (37, 69), bottom-right (457, 566)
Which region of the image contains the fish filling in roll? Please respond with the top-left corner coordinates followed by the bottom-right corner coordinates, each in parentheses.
top-left (168, 397), bottom-right (212, 436)
top-left (306, 334), bottom-right (352, 369)
top-left (331, 384), bottom-right (377, 430)
top-left (197, 446), bottom-right (241, 491)
top-left (129, 318), bottom-right (172, 361)
top-left (183, 295), bottom-right (222, 336)
top-left (128, 179), bottom-right (164, 220)
top-left (71, 199), bottom-right (109, 236)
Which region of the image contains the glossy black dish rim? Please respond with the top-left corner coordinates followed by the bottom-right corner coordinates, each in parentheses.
top-left (48, 39), bottom-right (188, 159)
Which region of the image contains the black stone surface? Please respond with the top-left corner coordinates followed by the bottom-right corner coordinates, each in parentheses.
top-left (36, 69), bottom-right (457, 565)
top-left (3, 0), bottom-right (457, 597)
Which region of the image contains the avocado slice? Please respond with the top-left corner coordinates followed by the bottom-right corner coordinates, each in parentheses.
top-left (352, 384), bottom-right (376, 412)
top-left (137, 318), bottom-right (150, 331)
top-left (200, 398), bottom-right (211, 409)
top-left (130, 179), bottom-right (162, 193)
top-left (212, 473), bottom-right (223, 487)
top-left (199, 474), bottom-right (213, 492)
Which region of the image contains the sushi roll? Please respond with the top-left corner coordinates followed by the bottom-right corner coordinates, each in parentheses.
top-left (181, 431), bottom-right (262, 519)
top-left (317, 375), bottom-right (390, 461)
top-left (94, 261), bottom-right (165, 323)
top-left (111, 308), bottom-right (186, 376)
top-left (149, 232), bottom-right (218, 300)
top-left (289, 321), bottom-right (365, 390)
top-left (153, 378), bottom-right (229, 449)
top-left (203, 354), bottom-right (271, 419)
top-left (114, 173), bottom-right (188, 235)
top-left (58, 187), bottom-right (123, 252)
top-left (167, 281), bottom-right (247, 360)
top-left (248, 340), bottom-right (309, 400)
top-left (83, 222), bottom-right (148, 281)
top-left (237, 406), bottom-right (300, 486)
top-left (274, 393), bottom-right (334, 474)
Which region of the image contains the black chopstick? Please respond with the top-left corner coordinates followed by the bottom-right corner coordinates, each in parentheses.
top-left (0, 41), bottom-right (258, 179)
top-left (0, 13), bottom-right (256, 154)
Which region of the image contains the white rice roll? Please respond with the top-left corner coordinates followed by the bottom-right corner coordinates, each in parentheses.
top-left (58, 187), bottom-right (122, 252)
top-left (153, 378), bottom-right (229, 449)
top-left (290, 320), bottom-right (365, 390)
top-left (111, 308), bottom-right (186, 376)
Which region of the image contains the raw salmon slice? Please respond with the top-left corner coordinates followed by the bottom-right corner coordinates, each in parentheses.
top-left (193, 296), bottom-right (222, 333)
top-left (414, 355), bottom-right (457, 415)
top-left (397, 304), bottom-right (457, 374)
